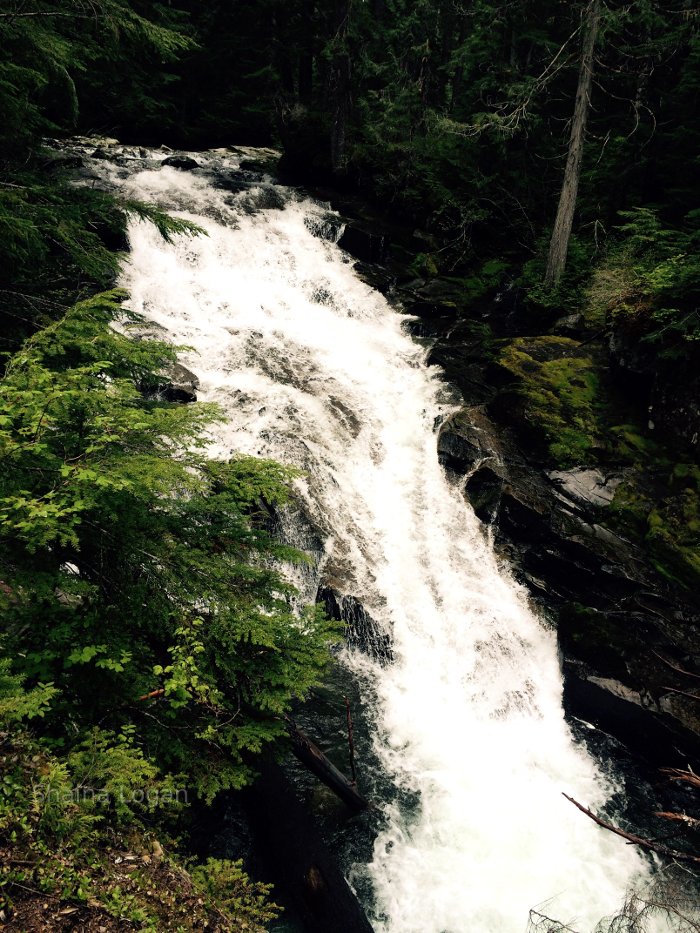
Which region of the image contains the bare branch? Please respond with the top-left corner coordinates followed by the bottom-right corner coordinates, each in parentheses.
top-left (563, 794), bottom-right (700, 864)
top-left (653, 651), bottom-right (700, 682)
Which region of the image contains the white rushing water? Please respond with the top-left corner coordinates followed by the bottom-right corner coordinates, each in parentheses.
top-left (88, 148), bottom-right (652, 932)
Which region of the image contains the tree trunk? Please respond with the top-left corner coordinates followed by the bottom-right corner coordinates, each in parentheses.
top-left (544, 0), bottom-right (601, 287)
top-left (330, 0), bottom-right (352, 176)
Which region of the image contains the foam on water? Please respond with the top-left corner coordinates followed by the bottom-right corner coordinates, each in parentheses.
top-left (101, 153), bottom-right (651, 932)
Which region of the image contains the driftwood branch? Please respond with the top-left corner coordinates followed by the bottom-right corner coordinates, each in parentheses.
top-left (661, 685), bottom-right (700, 703)
top-left (655, 811), bottom-right (700, 830)
top-left (137, 688), bottom-right (165, 701)
top-left (563, 794), bottom-right (700, 864)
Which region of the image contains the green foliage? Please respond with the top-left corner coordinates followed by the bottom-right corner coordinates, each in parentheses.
top-left (609, 464), bottom-right (700, 592)
top-left (0, 178), bottom-right (122, 292)
top-left (608, 207), bottom-right (700, 357)
top-left (191, 858), bottom-right (280, 928)
top-left (0, 728), bottom-right (278, 930)
top-left (521, 235), bottom-right (596, 315)
top-left (0, 170), bottom-right (208, 355)
top-left (0, 653), bottom-right (57, 724)
top-left (122, 200), bottom-right (206, 243)
top-left (0, 0), bottom-right (195, 157)
top-left (0, 290), bottom-right (337, 806)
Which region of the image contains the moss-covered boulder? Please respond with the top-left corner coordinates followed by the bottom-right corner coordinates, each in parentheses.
top-left (489, 336), bottom-right (603, 466)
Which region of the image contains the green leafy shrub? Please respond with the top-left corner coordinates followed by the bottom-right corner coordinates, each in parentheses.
top-left (191, 858), bottom-right (280, 929)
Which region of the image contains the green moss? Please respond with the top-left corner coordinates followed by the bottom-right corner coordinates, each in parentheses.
top-left (646, 487), bottom-right (700, 588)
top-left (609, 481), bottom-right (652, 535)
top-left (611, 475), bottom-right (700, 591)
top-left (409, 251), bottom-right (439, 278)
top-left (496, 337), bottom-right (602, 466)
top-left (609, 424), bottom-right (664, 461)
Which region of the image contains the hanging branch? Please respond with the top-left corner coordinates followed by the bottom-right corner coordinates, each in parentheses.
top-left (563, 794), bottom-right (700, 864)
top-left (437, 21), bottom-right (582, 139)
top-left (285, 716), bottom-right (369, 812)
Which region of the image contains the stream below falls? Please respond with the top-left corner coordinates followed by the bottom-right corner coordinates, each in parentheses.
top-left (73, 142), bottom-right (663, 933)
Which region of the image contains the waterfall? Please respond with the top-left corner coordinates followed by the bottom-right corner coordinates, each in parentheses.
top-left (80, 146), bottom-right (652, 932)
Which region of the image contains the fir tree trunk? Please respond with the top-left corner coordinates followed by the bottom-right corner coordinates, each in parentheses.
top-left (544, 0), bottom-right (601, 287)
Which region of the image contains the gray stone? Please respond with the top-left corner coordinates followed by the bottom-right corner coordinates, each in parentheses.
top-left (552, 312), bottom-right (584, 335)
top-left (548, 468), bottom-right (621, 508)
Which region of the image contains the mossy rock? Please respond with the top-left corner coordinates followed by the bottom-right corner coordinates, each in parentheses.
top-left (492, 336), bottom-right (603, 467)
top-left (610, 473), bottom-right (700, 592)
top-left (409, 252), bottom-right (439, 278)
top-left (647, 486), bottom-right (700, 589)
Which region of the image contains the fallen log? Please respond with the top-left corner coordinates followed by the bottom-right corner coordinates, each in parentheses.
top-left (285, 717), bottom-right (369, 812)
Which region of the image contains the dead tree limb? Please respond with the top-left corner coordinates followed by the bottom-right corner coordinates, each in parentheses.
top-left (544, 0), bottom-right (602, 286)
top-left (563, 794), bottom-right (700, 864)
top-left (661, 685), bottom-right (700, 703)
top-left (662, 768), bottom-right (700, 790)
top-left (653, 651), bottom-right (700, 682)
top-left (286, 717), bottom-right (369, 812)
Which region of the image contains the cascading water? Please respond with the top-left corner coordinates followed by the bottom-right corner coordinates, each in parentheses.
top-left (76, 145), bottom-right (654, 932)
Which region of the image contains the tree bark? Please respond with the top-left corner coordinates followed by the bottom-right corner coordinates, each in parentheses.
top-left (330, 0), bottom-right (352, 176)
top-left (544, 0), bottom-right (601, 287)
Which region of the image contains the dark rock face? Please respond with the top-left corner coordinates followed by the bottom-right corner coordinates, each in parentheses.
top-left (338, 222), bottom-right (389, 264)
top-left (651, 371), bottom-right (700, 452)
top-left (161, 155), bottom-right (199, 170)
top-left (318, 587), bottom-right (392, 663)
top-left (438, 404), bottom-right (700, 759)
top-left (245, 761), bottom-right (375, 933)
top-left (145, 362), bottom-right (200, 403)
top-left (437, 408), bottom-right (504, 475)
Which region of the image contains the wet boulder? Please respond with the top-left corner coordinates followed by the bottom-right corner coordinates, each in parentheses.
top-left (465, 467), bottom-right (505, 523)
top-left (318, 587), bottom-right (392, 663)
top-left (144, 363), bottom-right (200, 403)
top-left (161, 155), bottom-right (199, 171)
top-left (437, 407), bottom-right (504, 476)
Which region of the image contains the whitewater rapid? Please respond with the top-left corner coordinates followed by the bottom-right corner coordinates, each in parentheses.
top-left (84, 147), bottom-right (652, 931)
